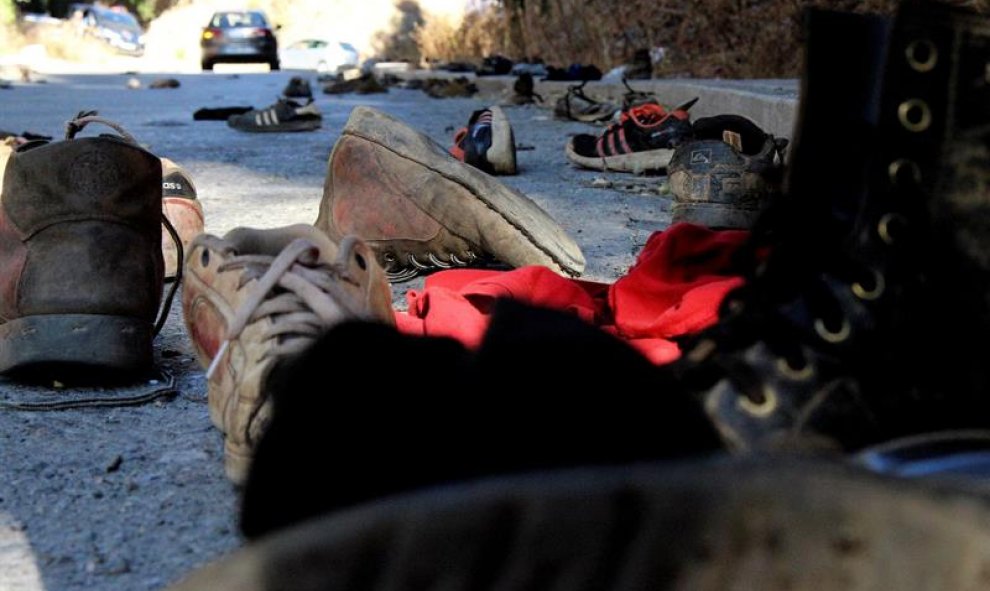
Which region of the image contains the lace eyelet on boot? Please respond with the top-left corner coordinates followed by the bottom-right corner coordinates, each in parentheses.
top-left (878, 213), bottom-right (906, 245)
top-left (889, 159), bottom-right (922, 186)
top-left (354, 252), bottom-right (366, 271)
top-left (201, 248), bottom-right (210, 268)
top-left (776, 357), bottom-right (814, 381)
top-left (686, 338), bottom-right (717, 364)
top-left (898, 99), bottom-right (932, 132)
top-left (906, 39), bottom-right (938, 73)
top-left (738, 385), bottom-right (778, 417)
top-left (851, 270), bottom-right (885, 301)
top-left (815, 317), bottom-right (851, 344)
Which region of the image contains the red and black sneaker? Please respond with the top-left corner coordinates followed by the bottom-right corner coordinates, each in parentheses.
top-left (565, 98), bottom-right (697, 173)
top-left (449, 106), bottom-right (517, 175)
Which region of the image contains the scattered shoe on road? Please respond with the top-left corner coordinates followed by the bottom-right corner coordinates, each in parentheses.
top-left (315, 106), bottom-right (585, 281)
top-left (227, 98), bottom-right (322, 132)
top-left (449, 106), bottom-right (517, 175)
top-left (182, 224), bottom-right (393, 483)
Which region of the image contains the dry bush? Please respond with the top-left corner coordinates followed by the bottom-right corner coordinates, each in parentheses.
top-left (414, 8), bottom-right (505, 64)
top-left (413, 0), bottom-right (990, 78)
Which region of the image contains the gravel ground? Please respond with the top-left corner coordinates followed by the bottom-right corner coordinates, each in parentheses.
top-left (0, 70), bottom-right (678, 591)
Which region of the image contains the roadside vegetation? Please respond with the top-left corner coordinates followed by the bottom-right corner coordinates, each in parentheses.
top-left (2, 0), bottom-right (986, 77)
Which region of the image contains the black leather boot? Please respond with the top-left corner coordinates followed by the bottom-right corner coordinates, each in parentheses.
top-left (676, 1), bottom-right (990, 452)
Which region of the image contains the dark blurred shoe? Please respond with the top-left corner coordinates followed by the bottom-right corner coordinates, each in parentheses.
top-left (565, 99), bottom-right (696, 173)
top-left (171, 458), bottom-right (990, 591)
top-left (624, 48), bottom-right (653, 79)
top-left (553, 81), bottom-right (617, 122)
top-left (423, 77), bottom-right (477, 98)
top-left (194, 106), bottom-right (253, 121)
top-left (227, 98), bottom-right (322, 132)
top-left (315, 106), bottom-right (585, 281)
top-left (149, 77), bottom-right (180, 89)
top-left (477, 54), bottom-right (513, 76)
top-left (668, 114), bottom-right (788, 229)
top-left (323, 74), bottom-right (387, 95)
top-left (449, 106), bottom-right (517, 175)
top-left (282, 76), bottom-right (313, 99)
top-left (506, 73), bottom-right (542, 105)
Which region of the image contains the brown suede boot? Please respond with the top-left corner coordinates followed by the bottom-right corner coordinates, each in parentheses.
top-left (0, 114), bottom-right (164, 378)
top-left (182, 224), bottom-right (393, 483)
top-left (315, 106), bottom-right (585, 282)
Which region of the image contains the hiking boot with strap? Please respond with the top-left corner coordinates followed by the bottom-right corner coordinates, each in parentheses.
top-left (675, 2), bottom-right (990, 452)
top-left (0, 113), bottom-right (166, 378)
top-left (182, 224), bottom-right (393, 483)
top-left (669, 114), bottom-right (789, 229)
top-left (553, 81), bottom-right (618, 123)
top-left (315, 106), bottom-right (585, 282)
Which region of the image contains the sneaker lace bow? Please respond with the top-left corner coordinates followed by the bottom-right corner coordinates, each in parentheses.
top-left (206, 236), bottom-right (366, 378)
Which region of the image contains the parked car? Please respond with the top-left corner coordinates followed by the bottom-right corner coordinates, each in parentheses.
top-left (279, 39), bottom-right (359, 74)
top-left (68, 4), bottom-right (144, 56)
top-left (200, 10), bottom-right (279, 71)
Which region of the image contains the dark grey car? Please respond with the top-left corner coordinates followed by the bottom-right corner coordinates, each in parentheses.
top-left (200, 10), bottom-right (279, 71)
top-left (69, 4), bottom-right (144, 56)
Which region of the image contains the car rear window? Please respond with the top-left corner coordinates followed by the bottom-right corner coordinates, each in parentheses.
top-left (210, 12), bottom-right (268, 28)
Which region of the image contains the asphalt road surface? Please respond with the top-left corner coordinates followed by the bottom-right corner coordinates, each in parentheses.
top-left (0, 69), bottom-right (676, 591)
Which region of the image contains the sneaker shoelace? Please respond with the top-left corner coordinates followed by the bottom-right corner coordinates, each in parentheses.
top-left (595, 103), bottom-right (685, 157)
top-left (206, 236), bottom-right (367, 379)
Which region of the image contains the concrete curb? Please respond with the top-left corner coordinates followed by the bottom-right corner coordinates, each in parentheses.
top-left (473, 77), bottom-right (800, 140)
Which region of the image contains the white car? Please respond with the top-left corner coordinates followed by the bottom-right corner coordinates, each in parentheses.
top-left (279, 39), bottom-right (360, 74)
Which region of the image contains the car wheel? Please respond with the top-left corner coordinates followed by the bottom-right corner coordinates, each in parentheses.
top-left (201, 60), bottom-right (214, 71)
top-left (269, 59), bottom-right (280, 71)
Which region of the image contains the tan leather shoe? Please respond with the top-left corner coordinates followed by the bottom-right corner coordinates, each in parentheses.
top-left (315, 106), bottom-right (585, 282)
top-left (182, 224), bottom-right (393, 483)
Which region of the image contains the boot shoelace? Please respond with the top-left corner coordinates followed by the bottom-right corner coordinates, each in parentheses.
top-left (206, 236), bottom-right (367, 379)
top-left (64, 111), bottom-right (182, 339)
top-left (382, 249), bottom-right (480, 282)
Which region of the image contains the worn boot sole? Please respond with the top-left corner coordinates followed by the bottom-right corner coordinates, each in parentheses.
top-left (488, 106), bottom-right (517, 175)
top-left (168, 458), bottom-right (990, 590)
top-left (671, 202), bottom-right (761, 230)
top-left (0, 314), bottom-right (153, 375)
top-left (565, 140), bottom-right (675, 173)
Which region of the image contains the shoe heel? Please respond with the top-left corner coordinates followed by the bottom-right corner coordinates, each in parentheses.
top-left (488, 106), bottom-right (517, 175)
top-left (0, 314), bottom-right (153, 375)
top-left (224, 440), bottom-right (252, 485)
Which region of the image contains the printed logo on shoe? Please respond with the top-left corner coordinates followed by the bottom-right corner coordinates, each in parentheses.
top-left (163, 172), bottom-right (197, 200)
top-left (690, 149), bottom-right (712, 165)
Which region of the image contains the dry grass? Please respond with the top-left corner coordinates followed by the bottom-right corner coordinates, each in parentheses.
top-left (414, 0), bottom-right (985, 78)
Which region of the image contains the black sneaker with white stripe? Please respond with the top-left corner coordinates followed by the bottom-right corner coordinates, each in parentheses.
top-left (227, 98), bottom-right (322, 133)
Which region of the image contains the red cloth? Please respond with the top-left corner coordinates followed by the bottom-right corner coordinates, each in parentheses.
top-left (395, 223), bottom-right (749, 364)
